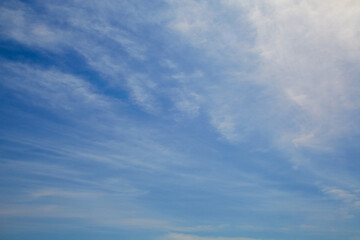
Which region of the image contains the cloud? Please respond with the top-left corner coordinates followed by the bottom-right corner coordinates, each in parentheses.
top-left (127, 74), bottom-right (159, 112)
top-left (0, 62), bottom-right (111, 113)
top-left (0, 0), bottom-right (164, 113)
top-left (0, 2), bottom-right (64, 49)
top-left (244, 0), bottom-right (360, 147)
top-left (161, 233), bottom-right (259, 240)
top-left (167, 0), bottom-right (360, 151)
top-left (323, 187), bottom-right (358, 204)
top-left (1, 1), bottom-right (360, 238)
top-left (167, 0), bottom-right (254, 62)
top-left (164, 3), bottom-right (360, 218)
top-left (3, 0), bottom-right (359, 151)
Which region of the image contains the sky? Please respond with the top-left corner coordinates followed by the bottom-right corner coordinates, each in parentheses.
top-left (0, 0), bottom-right (360, 239)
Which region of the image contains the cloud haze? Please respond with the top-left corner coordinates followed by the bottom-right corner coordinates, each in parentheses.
top-left (1, 1), bottom-right (360, 240)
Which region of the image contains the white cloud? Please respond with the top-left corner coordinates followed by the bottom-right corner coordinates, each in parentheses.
top-left (168, 0), bottom-right (360, 152)
top-left (245, 0), bottom-right (360, 148)
top-left (170, 71), bottom-right (204, 118)
top-left (3, 1), bottom-right (360, 237)
top-left (161, 233), bottom-right (259, 240)
top-left (320, 186), bottom-right (360, 219)
top-left (30, 189), bottom-right (101, 199)
top-left (211, 114), bottom-right (237, 142)
top-left (127, 74), bottom-right (159, 112)
top-left (3, 0), bottom-right (359, 152)
top-left (0, 2), bottom-right (67, 50)
top-left (167, 0), bottom-right (253, 62)
top-left (323, 187), bottom-right (357, 203)
top-left (0, 62), bottom-right (110, 112)
top-left (0, 0), bottom-right (162, 112)
top-left (292, 132), bottom-right (314, 148)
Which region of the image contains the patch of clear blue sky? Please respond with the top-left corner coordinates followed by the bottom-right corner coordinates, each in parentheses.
top-left (1, 0), bottom-right (360, 240)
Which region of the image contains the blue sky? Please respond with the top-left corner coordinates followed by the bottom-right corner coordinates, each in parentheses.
top-left (1, 0), bottom-right (360, 239)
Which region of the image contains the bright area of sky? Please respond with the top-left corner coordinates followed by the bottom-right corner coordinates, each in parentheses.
top-left (0, 0), bottom-right (360, 240)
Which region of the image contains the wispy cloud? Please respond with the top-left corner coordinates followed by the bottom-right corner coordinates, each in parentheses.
top-left (246, 0), bottom-right (360, 148)
top-left (160, 233), bottom-right (260, 240)
top-left (0, 62), bottom-right (111, 112)
top-left (1, 1), bottom-right (360, 239)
